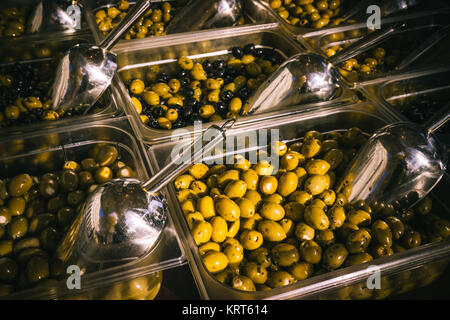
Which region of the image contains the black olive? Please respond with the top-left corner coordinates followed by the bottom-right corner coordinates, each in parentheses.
top-left (177, 69), bottom-right (188, 78)
top-left (243, 43), bottom-right (255, 54)
top-left (254, 47), bottom-right (265, 58)
top-left (221, 90), bottom-right (234, 101)
top-left (238, 87), bottom-right (251, 100)
top-left (231, 47), bottom-right (244, 58)
top-left (183, 87), bottom-right (195, 97)
top-left (215, 101), bottom-right (227, 115)
top-left (172, 118), bottom-right (184, 128)
top-left (213, 59), bottom-right (226, 70)
top-left (183, 105), bottom-right (193, 118)
top-left (156, 73), bottom-right (169, 83)
top-left (214, 69), bottom-right (225, 78)
top-left (202, 60), bottom-right (213, 71)
top-left (149, 119), bottom-right (159, 128)
top-left (152, 106), bottom-right (165, 118)
top-left (179, 77), bottom-right (190, 87)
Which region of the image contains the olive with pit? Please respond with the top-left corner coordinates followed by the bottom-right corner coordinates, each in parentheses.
top-left (259, 175), bottom-right (278, 195)
top-left (240, 229), bottom-right (263, 250)
top-left (0, 257), bottom-right (18, 282)
top-left (295, 222), bottom-right (315, 241)
top-left (277, 172), bottom-right (298, 197)
top-left (26, 256), bottom-right (49, 283)
top-left (271, 243), bottom-right (299, 267)
top-left (224, 180), bottom-right (247, 198)
top-left (257, 220), bottom-right (286, 242)
top-left (8, 174), bottom-right (32, 197)
top-left (346, 228), bottom-right (371, 254)
top-left (215, 198), bottom-right (240, 221)
top-left (267, 270), bottom-right (296, 288)
top-left (60, 170), bottom-right (79, 192)
top-left (223, 242), bottom-right (244, 265)
top-left (290, 261), bottom-right (314, 281)
top-left (304, 175), bottom-right (328, 195)
top-left (247, 247), bottom-right (272, 268)
top-left (304, 206), bottom-right (329, 230)
top-left (7, 216), bottom-right (27, 240)
top-left (371, 220), bottom-right (393, 247)
top-left (299, 240), bottom-right (322, 264)
top-left (260, 202), bottom-right (285, 221)
top-left (384, 216), bottom-right (404, 241)
top-left (202, 251), bottom-right (229, 274)
top-left (95, 145), bottom-right (118, 167)
top-left (323, 243), bottom-right (348, 270)
top-left (231, 275), bottom-right (256, 291)
top-left (242, 262), bottom-right (268, 284)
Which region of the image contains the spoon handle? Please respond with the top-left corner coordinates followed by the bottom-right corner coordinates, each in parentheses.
top-left (100, 0), bottom-right (153, 50)
top-left (142, 119), bottom-right (236, 194)
top-left (426, 104), bottom-right (450, 134)
top-left (329, 23), bottom-right (405, 65)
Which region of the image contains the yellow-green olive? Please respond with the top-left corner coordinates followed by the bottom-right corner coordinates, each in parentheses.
top-left (236, 198), bottom-right (255, 219)
top-left (7, 197), bottom-right (26, 216)
top-left (289, 191), bottom-right (312, 205)
top-left (215, 198), bottom-right (240, 221)
top-left (304, 175), bottom-right (328, 195)
top-left (280, 151), bottom-right (304, 171)
top-left (242, 169), bottom-right (259, 190)
top-left (227, 219), bottom-right (240, 238)
top-left (263, 193), bottom-right (284, 205)
top-left (224, 180), bottom-right (247, 198)
top-left (8, 174), bottom-right (32, 197)
top-left (189, 163), bottom-right (209, 180)
top-left (402, 230), bottom-right (422, 249)
top-left (347, 209), bottom-right (371, 227)
top-left (346, 228), bottom-right (371, 254)
top-left (384, 216), bottom-right (405, 241)
top-left (319, 189), bottom-right (336, 206)
top-left (95, 167), bottom-right (113, 184)
top-left (239, 229), bottom-right (264, 250)
top-left (371, 220), bottom-right (393, 247)
top-left (284, 202), bottom-right (305, 222)
top-left (247, 247), bottom-right (271, 268)
top-left (244, 190), bottom-right (262, 210)
top-left (304, 206), bottom-right (329, 230)
top-left (371, 244), bottom-right (394, 258)
top-left (290, 262), bottom-right (314, 280)
top-left (345, 252), bottom-right (373, 267)
top-left (129, 79), bottom-right (145, 94)
top-left (267, 270), bottom-right (296, 288)
top-left (223, 242), bottom-right (244, 265)
top-left (7, 216), bottom-right (27, 240)
top-left (185, 212), bottom-right (204, 229)
top-left (202, 251), bottom-right (229, 274)
top-left (196, 196), bottom-right (216, 219)
top-left (271, 141), bottom-right (288, 157)
top-left (95, 145), bottom-right (118, 167)
top-left (315, 229), bottom-right (335, 248)
top-left (198, 242), bottom-right (221, 255)
top-left (231, 275), bottom-right (256, 291)
top-left (174, 174), bottom-right (195, 190)
top-left (416, 196), bottom-right (432, 215)
top-left (191, 220), bottom-right (213, 245)
top-left (277, 172), bottom-right (298, 197)
top-left (323, 243), bottom-right (349, 270)
top-left (294, 222), bottom-right (315, 241)
top-left (259, 175), bottom-right (278, 195)
top-left (327, 206), bottom-right (346, 230)
top-left (210, 216), bottom-right (228, 243)
top-left (305, 159), bottom-right (330, 175)
top-left (299, 240), bottom-right (322, 264)
top-left (191, 180), bottom-right (208, 196)
top-left (301, 138), bottom-right (321, 158)
top-left (26, 256), bottom-right (49, 283)
top-left (257, 220), bottom-right (287, 242)
top-left (217, 170), bottom-right (240, 187)
top-left (260, 202), bottom-right (285, 221)
top-left (0, 207), bottom-right (10, 227)
top-left (253, 161), bottom-right (275, 176)
top-left (243, 262), bottom-right (268, 284)
top-left (271, 243), bottom-right (299, 267)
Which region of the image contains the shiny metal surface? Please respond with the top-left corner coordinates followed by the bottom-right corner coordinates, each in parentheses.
top-left (247, 25), bottom-right (399, 115)
top-left (247, 53), bottom-right (340, 114)
top-left (166, 0), bottom-right (243, 34)
top-left (52, 0), bottom-right (153, 111)
top-left (337, 110), bottom-right (449, 210)
top-left (57, 120), bottom-right (234, 272)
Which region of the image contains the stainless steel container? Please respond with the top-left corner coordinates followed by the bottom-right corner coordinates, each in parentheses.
top-left (112, 23), bottom-right (357, 144)
top-left (0, 116), bottom-right (186, 300)
top-left (147, 102), bottom-right (450, 300)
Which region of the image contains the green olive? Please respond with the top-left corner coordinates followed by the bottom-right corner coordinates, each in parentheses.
top-left (47, 195), bottom-right (66, 213)
top-left (305, 159), bottom-right (330, 176)
top-left (244, 190), bottom-right (262, 210)
top-left (323, 243), bottom-right (348, 270)
top-left (371, 220), bottom-right (393, 247)
top-left (267, 270), bottom-right (296, 288)
top-left (223, 242), bottom-right (244, 265)
top-left (215, 198), bottom-right (240, 221)
top-left (242, 169), bottom-right (259, 190)
top-left (259, 175), bottom-right (278, 195)
top-left (345, 252), bottom-right (373, 267)
top-left (290, 262), bottom-right (314, 280)
top-left (314, 229), bottom-right (335, 248)
top-left (67, 190), bottom-right (85, 207)
top-left (242, 262), bottom-right (268, 284)
top-left (191, 220), bottom-right (213, 245)
top-left (284, 202), bottom-right (304, 222)
top-left (402, 230), bottom-right (422, 249)
top-left (79, 171), bottom-right (95, 189)
top-left (231, 275), bottom-right (256, 291)
top-left (7, 197), bottom-right (25, 216)
top-left (294, 220), bottom-right (316, 242)
top-left (60, 170), bottom-right (79, 192)
top-left (371, 244), bottom-right (394, 258)
top-left (39, 173), bottom-right (59, 198)
top-left (277, 172), bottom-right (298, 197)
top-left (240, 229), bottom-right (263, 250)
top-left (95, 167), bottom-right (113, 184)
top-left (202, 251), bottom-right (229, 274)
top-left (346, 228), bottom-right (371, 254)
top-left (39, 227), bottom-right (60, 252)
top-left (0, 207), bottom-right (11, 226)
top-left (174, 174), bottom-right (195, 190)
top-left (304, 206), bottom-right (329, 230)
top-left (189, 163), bottom-right (209, 180)
top-left (416, 196), bottom-right (432, 215)
top-left (29, 213), bottom-right (56, 234)
top-left (253, 161), bottom-right (275, 176)
top-left (323, 149), bottom-right (344, 170)
top-left (26, 256), bottom-right (49, 283)
top-left (257, 220), bottom-right (286, 242)
top-left (384, 216), bottom-right (404, 241)
top-left (301, 138), bottom-right (321, 158)
top-left (247, 247), bottom-right (272, 268)
top-left (299, 240), bottom-right (322, 264)
top-left (196, 196), bottom-right (215, 219)
top-left (217, 170), bottom-right (240, 187)
top-left (260, 202), bottom-right (285, 221)
top-left (7, 216), bottom-right (28, 240)
top-left (224, 180), bottom-right (247, 198)
top-left (198, 242), bottom-right (221, 256)
top-left (236, 198), bottom-right (255, 219)
top-left (280, 151), bottom-right (304, 171)
top-left (210, 216), bottom-right (228, 243)
top-left (81, 158), bottom-right (99, 172)
top-left (271, 243), bottom-right (300, 267)
top-left (0, 240), bottom-right (13, 257)
top-left (8, 174), bottom-right (32, 197)
top-left (95, 145), bottom-right (118, 167)
top-left (346, 209), bottom-right (371, 227)
top-left (304, 175), bottom-right (328, 195)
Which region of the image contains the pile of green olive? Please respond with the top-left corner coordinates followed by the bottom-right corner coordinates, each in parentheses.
top-left (173, 128), bottom-right (450, 293)
top-left (0, 145), bottom-right (137, 297)
top-left (124, 43), bottom-right (283, 130)
top-left (95, 0), bottom-right (176, 40)
top-left (264, 0), bottom-right (352, 29)
top-left (0, 7), bottom-right (27, 38)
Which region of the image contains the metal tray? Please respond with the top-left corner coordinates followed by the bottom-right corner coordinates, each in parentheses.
top-left (112, 23), bottom-right (357, 144)
top-left (82, 0), bottom-right (278, 45)
top-left (147, 102), bottom-right (450, 300)
top-left (0, 116), bottom-right (186, 300)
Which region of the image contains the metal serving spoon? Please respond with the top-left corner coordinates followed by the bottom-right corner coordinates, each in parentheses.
top-left (56, 119), bottom-right (235, 272)
top-left (246, 23), bottom-right (405, 115)
top-left (336, 106), bottom-right (449, 210)
top-left (51, 0), bottom-right (154, 111)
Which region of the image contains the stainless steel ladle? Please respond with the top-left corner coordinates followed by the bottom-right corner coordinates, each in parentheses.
top-left (336, 106), bottom-right (449, 210)
top-left (166, 0), bottom-right (242, 34)
top-left (56, 119), bottom-right (235, 272)
top-left (246, 23), bottom-right (405, 115)
top-left (51, 0), bottom-right (155, 111)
